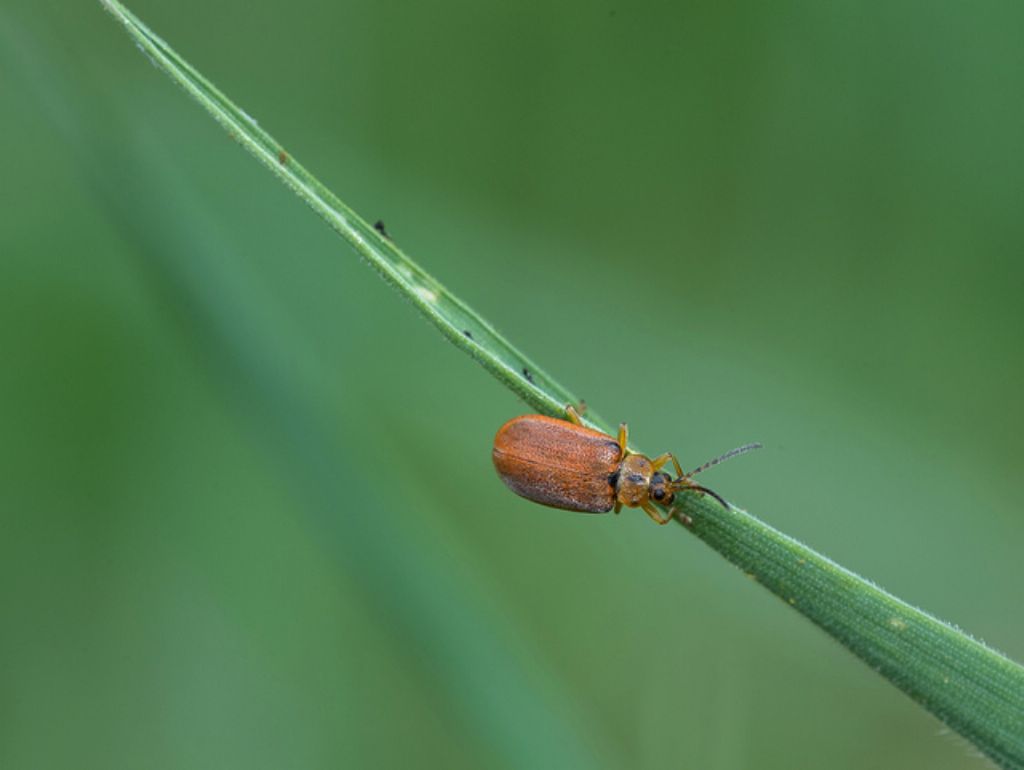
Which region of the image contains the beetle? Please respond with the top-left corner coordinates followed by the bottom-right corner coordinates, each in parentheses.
top-left (492, 405), bottom-right (760, 525)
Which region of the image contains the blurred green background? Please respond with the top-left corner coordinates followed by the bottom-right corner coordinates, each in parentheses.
top-left (2, 1), bottom-right (1022, 768)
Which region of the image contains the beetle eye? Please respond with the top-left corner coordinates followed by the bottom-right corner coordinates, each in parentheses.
top-left (652, 488), bottom-right (664, 501)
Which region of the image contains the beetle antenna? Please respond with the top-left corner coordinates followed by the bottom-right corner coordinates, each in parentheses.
top-left (668, 443), bottom-right (762, 514)
top-left (688, 442), bottom-right (762, 477)
top-left (690, 485), bottom-right (731, 510)
top-left (669, 478), bottom-right (732, 510)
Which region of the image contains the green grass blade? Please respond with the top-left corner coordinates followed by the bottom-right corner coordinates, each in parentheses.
top-left (98, 0), bottom-right (599, 430)
top-left (681, 495), bottom-right (1024, 768)
top-left (99, 2), bottom-right (1024, 766)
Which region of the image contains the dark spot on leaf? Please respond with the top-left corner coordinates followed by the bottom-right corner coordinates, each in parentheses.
top-left (463, 330), bottom-right (473, 340)
top-left (373, 220), bottom-right (391, 240)
top-left (278, 150), bottom-right (288, 165)
top-left (522, 368), bottom-right (534, 384)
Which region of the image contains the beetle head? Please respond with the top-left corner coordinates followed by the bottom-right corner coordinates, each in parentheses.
top-left (649, 472), bottom-right (675, 506)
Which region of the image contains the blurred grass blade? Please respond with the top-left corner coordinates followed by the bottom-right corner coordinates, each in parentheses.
top-left (14, 13), bottom-right (612, 764)
top-left (108, 149), bottom-right (613, 770)
top-left (100, 2), bottom-right (1024, 766)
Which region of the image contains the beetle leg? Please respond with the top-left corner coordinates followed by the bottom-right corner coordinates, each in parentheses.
top-left (614, 501), bottom-right (622, 515)
top-left (565, 404), bottom-right (583, 426)
top-left (669, 454), bottom-right (685, 479)
top-left (652, 453), bottom-right (686, 479)
top-left (667, 505), bottom-right (694, 527)
top-left (641, 501), bottom-right (674, 525)
top-left (650, 453), bottom-right (672, 471)
top-left (617, 422), bottom-right (629, 456)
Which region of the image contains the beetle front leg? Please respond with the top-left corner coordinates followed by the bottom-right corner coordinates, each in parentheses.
top-left (666, 505), bottom-right (693, 527)
top-left (641, 502), bottom-right (674, 525)
top-left (651, 452), bottom-right (685, 478)
top-left (669, 454), bottom-right (684, 478)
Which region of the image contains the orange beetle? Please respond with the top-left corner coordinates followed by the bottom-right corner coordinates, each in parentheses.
top-left (492, 406), bottom-right (759, 525)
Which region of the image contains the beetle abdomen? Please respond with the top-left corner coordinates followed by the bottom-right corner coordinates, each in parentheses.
top-left (492, 415), bottom-right (621, 513)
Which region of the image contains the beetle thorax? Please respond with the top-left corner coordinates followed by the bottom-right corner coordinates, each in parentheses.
top-left (616, 454), bottom-right (654, 507)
